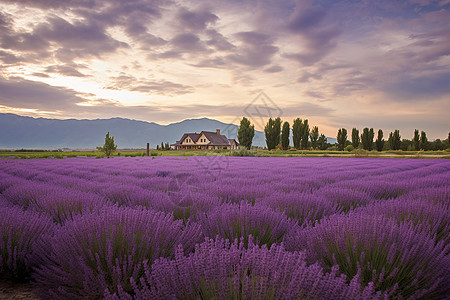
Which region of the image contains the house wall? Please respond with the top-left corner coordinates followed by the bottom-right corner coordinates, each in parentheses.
top-left (181, 136), bottom-right (196, 145)
top-left (196, 133), bottom-right (210, 145)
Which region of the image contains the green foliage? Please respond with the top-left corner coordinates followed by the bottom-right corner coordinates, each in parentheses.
top-left (292, 118), bottom-right (310, 150)
top-left (413, 129), bottom-right (420, 151)
top-left (375, 129), bottom-right (384, 151)
top-left (237, 117), bottom-right (255, 150)
top-left (361, 128), bottom-right (374, 151)
top-left (317, 134), bottom-right (328, 150)
top-left (310, 126), bottom-right (319, 149)
top-left (264, 117), bottom-right (281, 150)
top-left (158, 142), bottom-right (171, 151)
top-left (301, 120), bottom-right (310, 149)
top-left (420, 131), bottom-right (428, 150)
top-left (337, 128), bottom-right (347, 151)
top-left (231, 147), bottom-right (256, 157)
top-left (281, 121), bottom-right (290, 150)
top-left (96, 132), bottom-right (117, 158)
top-left (292, 118), bottom-right (302, 150)
top-left (352, 148), bottom-right (369, 157)
top-left (345, 145), bottom-right (354, 152)
top-left (388, 130), bottom-right (402, 150)
top-left (351, 128), bottom-right (360, 148)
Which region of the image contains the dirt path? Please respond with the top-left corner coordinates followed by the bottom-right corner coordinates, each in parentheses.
top-left (0, 281), bottom-right (40, 300)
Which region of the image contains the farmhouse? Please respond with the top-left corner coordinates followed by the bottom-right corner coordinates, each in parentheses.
top-left (171, 129), bottom-right (239, 150)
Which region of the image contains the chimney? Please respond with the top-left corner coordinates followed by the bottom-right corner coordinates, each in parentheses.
top-left (216, 129), bottom-right (220, 135)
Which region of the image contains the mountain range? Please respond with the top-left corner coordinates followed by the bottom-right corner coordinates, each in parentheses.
top-left (0, 113), bottom-right (336, 149)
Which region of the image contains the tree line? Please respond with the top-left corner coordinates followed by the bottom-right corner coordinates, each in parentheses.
top-left (237, 117), bottom-right (449, 151)
top-left (337, 127), bottom-right (449, 151)
top-left (238, 117), bottom-right (329, 150)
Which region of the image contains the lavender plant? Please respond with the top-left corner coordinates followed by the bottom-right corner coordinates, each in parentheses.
top-left (198, 202), bottom-right (295, 248)
top-left (115, 237), bottom-right (383, 300)
top-left (0, 206), bottom-right (54, 280)
top-left (2, 182), bottom-right (55, 209)
top-left (31, 189), bottom-right (109, 224)
top-left (0, 156), bottom-right (448, 298)
top-left (33, 206), bottom-right (202, 299)
top-left (285, 212), bottom-right (450, 298)
top-left (315, 185), bottom-right (375, 212)
top-left (360, 198), bottom-right (450, 246)
top-left (262, 192), bottom-right (340, 227)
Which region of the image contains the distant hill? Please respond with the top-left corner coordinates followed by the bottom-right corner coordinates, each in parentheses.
top-left (0, 113), bottom-right (336, 149)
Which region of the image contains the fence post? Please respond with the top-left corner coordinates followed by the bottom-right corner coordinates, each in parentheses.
top-left (147, 143), bottom-right (149, 156)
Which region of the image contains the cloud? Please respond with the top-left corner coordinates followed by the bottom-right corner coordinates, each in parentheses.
top-left (33, 17), bottom-right (128, 60)
top-left (282, 102), bottom-right (334, 117)
top-left (0, 12), bottom-right (51, 63)
top-left (170, 33), bottom-right (207, 52)
top-left (0, 76), bottom-right (85, 110)
top-left (205, 29), bottom-right (235, 51)
top-left (1, 32), bottom-right (49, 52)
top-left (264, 65), bottom-right (284, 73)
top-left (0, 50), bottom-right (20, 64)
top-left (297, 71), bottom-right (322, 82)
top-left (0, 0), bottom-right (449, 139)
top-left (287, 4), bottom-right (326, 31)
top-left (382, 71), bottom-right (450, 100)
top-left (45, 64), bottom-right (89, 77)
top-left (190, 57), bottom-right (227, 68)
top-left (284, 1), bottom-right (341, 66)
top-left (176, 7), bottom-right (218, 32)
top-left (227, 31), bottom-right (278, 68)
top-left (105, 74), bottom-right (195, 96)
top-left (304, 91), bottom-right (326, 100)
top-left (31, 72), bottom-right (51, 78)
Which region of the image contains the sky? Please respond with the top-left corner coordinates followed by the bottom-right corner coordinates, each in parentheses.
top-left (0, 0), bottom-right (449, 139)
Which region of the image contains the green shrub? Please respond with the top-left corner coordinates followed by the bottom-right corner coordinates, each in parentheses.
top-left (345, 145), bottom-right (354, 152)
top-left (352, 149), bottom-right (369, 157)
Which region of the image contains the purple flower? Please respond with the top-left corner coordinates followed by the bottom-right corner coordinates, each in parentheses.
top-left (33, 206), bottom-right (202, 299)
top-left (122, 237), bottom-right (383, 300)
top-left (0, 206), bottom-right (54, 280)
top-left (198, 202), bottom-right (296, 248)
top-left (285, 212), bottom-right (450, 298)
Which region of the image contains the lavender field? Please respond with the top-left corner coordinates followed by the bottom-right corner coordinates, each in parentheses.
top-left (0, 157), bottom-right (449, 299)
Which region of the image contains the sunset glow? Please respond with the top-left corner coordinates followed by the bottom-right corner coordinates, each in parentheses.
top-left (1, 0), bottom-right (449, 138)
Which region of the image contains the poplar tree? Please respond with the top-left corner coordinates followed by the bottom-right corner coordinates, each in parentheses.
top-left (388, 130), bottom-right (401, 150)
top-left (318, 134), bottom-right (327, 150)
top-left (375, 129), bottom-right (384, 151)
top-left (301, 119), bottom-right (310, 149)
top-left (292, 118), bottom-right (302, 150)
top-left (281, 121), bottom-right (290, 150)
top-left (351, 128), bottom-right (360, 148)
top-left (420, 131), bottom-right (428, 150)
top-left (237, 117), bottom-right (255, 150)
top-left (361, 128), bottom-right (374, 151)
top-left (413, 129), bottom-right (420, 151)
top-left (337, 128), bottom-right (347, 151)
top-left (264, 117), bottom-right (281, 150)
top-left (310, 126), bottom-right (319, 149)
top-left (274, 117), bottom-right (282, 148)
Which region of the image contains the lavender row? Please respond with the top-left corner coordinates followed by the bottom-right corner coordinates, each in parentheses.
top-left (0, 157), bottom-right (449, 299)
